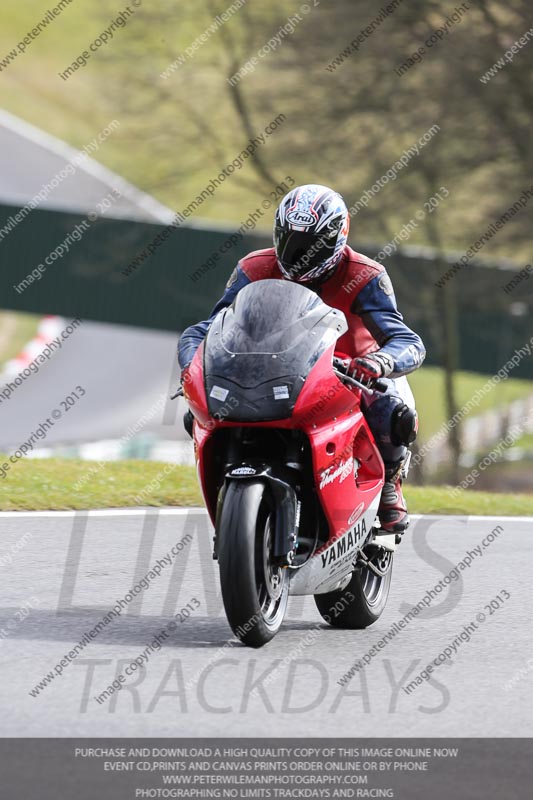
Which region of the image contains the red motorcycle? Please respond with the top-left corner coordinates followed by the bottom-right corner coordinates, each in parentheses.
top-left (182, 279), bottom-right (398, 647)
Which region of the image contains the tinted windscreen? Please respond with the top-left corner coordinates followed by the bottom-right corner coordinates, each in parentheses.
top-left (203, 279), bottom-right (347, 421)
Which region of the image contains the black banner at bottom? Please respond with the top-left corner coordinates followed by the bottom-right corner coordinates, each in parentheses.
top-left (0, 738), bottom-right (531, 799)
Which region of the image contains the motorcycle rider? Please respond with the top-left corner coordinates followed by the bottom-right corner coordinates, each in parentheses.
top-left (178, 184), bottom-right (425, 533)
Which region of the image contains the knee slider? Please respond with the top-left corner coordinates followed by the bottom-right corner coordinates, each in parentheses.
top-left (391, 403), bottom-right (418, 447)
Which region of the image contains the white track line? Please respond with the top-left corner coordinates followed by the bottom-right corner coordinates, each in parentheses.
top-left (0, 508), bottom-right (205, 518)
top-left (0, 510), bottom-right (530, 521)
top-left (0, 506), bottom-right (207, 519)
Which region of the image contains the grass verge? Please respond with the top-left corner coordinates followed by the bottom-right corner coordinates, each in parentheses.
top-left (0, 457), bottom-right (201, 511)
top-left (0, 457), bottom-right (531, 515)
top-left (408, 366), bottom-right (533, 441)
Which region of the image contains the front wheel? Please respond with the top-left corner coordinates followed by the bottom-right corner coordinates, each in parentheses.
top-left (217, 481), bottom-right (289, 647)
top-left (314, 548), bottom-right (393, 629)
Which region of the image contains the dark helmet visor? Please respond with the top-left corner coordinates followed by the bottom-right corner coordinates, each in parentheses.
top-left (274, 227), bottom-right (336, 278)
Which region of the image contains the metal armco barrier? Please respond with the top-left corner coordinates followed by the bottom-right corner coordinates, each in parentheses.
top-left (1, 203), bottom-right (531, 378)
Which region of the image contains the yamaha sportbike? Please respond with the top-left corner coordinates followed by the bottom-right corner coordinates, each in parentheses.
top-left (181, 279), bottom-right (398, 647)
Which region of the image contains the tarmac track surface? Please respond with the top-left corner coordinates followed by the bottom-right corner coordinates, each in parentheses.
top-left (0, 510), bottom-right (530, 736)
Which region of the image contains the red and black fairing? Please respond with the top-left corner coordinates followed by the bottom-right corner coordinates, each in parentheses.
top-left (183, 280), bottom-right (383, 556)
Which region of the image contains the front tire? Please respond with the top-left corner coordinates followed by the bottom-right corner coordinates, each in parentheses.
top-left (314, 549), bottom-right (393, 629)
top-left (218, 481), bottom-right (289, 647)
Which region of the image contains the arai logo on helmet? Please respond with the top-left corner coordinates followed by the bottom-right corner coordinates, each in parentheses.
top-left (287, 210), bottom-right (315, 226)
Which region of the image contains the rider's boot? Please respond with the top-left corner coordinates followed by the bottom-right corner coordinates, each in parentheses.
top-left (378, 457), bottom-right (409, 533)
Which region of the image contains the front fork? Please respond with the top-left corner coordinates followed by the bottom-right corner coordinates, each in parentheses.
top-left (213, 464), bottom-right (301, 567)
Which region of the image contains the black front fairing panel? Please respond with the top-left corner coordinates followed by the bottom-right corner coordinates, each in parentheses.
top-left (203, 280), bottom-right (347, 421)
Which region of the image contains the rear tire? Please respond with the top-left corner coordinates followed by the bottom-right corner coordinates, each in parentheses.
top-left (218, 481), bottom-right (289, 647)
top-left (314, 550), bottom-right (393, 629)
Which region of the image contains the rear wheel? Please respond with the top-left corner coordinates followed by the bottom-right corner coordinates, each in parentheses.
top-left (314, 546), bottom-right (393, 629)
top-left (218, 481), bottom-right (289, 647)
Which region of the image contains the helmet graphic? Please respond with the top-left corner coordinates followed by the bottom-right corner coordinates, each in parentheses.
top-left (273, 184), bottom-right (349, 283)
